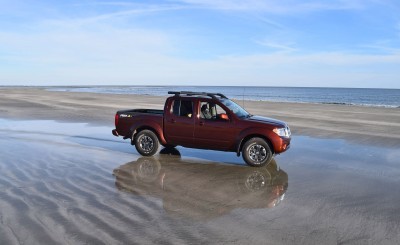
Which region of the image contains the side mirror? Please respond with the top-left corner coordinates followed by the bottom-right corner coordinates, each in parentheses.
top-left (218, 113), bottom-right (229, 121)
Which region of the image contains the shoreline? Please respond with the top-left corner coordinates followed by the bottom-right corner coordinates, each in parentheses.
top-left (1, 87), bottom-right (399, 148)
top-left (3, 85), bottom-right (399, 108)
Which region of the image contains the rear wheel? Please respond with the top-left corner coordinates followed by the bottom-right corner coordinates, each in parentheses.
top-left (134, 130), bottom-right (159, 156)
top-left (242, 137), bottom-right (273, 167)
top-left (136, 157), bottom-right (161, 182)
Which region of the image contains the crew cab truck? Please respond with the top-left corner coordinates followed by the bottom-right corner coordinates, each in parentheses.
top-left (112, 91), bottom-right (291, 167)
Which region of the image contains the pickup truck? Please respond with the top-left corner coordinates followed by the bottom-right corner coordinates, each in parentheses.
top-left (112, 91), bottom-right (291, 167)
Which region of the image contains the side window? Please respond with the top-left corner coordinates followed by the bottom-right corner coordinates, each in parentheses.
top-left (200, 102), bottom-right (212, 119)
top-left (172, 99), bottom-right (193, 118)
top-left (172, 99), bottom-right (180, 116)
top-left (200, 101), bottom-right (229, 121)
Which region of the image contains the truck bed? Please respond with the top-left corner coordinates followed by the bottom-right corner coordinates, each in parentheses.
top-left (118, 109), bottom-right (164, 115)
top-left (114, 109), bottom-right (164, 138)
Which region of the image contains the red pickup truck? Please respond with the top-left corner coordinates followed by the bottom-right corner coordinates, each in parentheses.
top-left (112, 91), bottom-right (291, 167)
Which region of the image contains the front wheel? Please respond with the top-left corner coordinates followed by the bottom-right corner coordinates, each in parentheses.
top-left (242, 137), bottom-right (273, 167)
top-left (134, 130), bottom-right (159, 156)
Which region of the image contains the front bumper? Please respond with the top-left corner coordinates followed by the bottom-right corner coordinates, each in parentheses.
top-left (275, 136), bottom-right (291, 153)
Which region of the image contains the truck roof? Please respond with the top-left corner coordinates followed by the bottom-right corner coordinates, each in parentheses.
top-left (168, 91), bottom-right (228, 100)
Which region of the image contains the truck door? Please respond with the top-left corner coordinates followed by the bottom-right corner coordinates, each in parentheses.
top-left (164, 98), bottom-right (195, 146)
top-left (194, 99), bottom-right (236, 150)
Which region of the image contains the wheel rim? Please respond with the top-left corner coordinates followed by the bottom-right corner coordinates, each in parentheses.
top-left (245, 171), bottom-right (266, 191)
top-left (139, 135), bottom-right (154, 152)
top-left (138, 159), bottom-right (160, 181)
top-left (248, 144), bottom-right (267, 163)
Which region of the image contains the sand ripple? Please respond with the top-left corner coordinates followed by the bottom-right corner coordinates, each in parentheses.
top-left (1, 120), bottom-right (399, 244)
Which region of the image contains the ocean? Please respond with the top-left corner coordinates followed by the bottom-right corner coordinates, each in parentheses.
top-left (48, 86), bottom-right (400, 108)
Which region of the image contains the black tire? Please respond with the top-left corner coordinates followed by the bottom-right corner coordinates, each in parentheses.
top-left (136, 157), bottom-right (161, 182)
top-left (240, 169), bottom-right (271, 192)
top-left (159, 147), bottom-right (181, 157)
top-left (242, 137), bottom-right (273, 167)
top-left (134, 130), bottom-right (159, 156)
top-left (161, 144), bottom-right (177, 148)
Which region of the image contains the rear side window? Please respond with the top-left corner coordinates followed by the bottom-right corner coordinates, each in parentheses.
top-left (172, 99), bottom-right (193, 118)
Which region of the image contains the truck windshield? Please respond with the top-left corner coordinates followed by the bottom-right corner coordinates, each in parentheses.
top-left (220, 99), bottom-right (250, 118)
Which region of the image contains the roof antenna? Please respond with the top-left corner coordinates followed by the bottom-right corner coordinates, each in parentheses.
top-left (242, 87), bottom-right (246, 109)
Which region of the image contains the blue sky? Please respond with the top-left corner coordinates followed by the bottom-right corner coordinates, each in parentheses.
top-left (1, 0), bottom-right (400, 88)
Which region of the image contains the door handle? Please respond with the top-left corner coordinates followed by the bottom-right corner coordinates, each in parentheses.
top-left (170, 119), bottom-right (176, 123)
top-left (199, 121), bottom-right (204, 126)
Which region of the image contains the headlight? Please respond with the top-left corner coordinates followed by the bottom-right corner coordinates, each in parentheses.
top-left (273, 127), bottom-right (291, 137)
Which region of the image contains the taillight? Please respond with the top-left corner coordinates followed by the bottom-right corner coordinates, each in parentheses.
top-left (115, 113), bottom-right (119, 127)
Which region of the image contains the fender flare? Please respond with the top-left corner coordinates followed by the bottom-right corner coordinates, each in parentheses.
top-left (129, 120), bottom-right (167, 145)
top-left (235, 127), bottom-right (275, 156)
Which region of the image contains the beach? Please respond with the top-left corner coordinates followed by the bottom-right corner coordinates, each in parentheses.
top-left (0, 87), bottom-right (399, 244)
top-left (1, 87), bottom-right (399, 147)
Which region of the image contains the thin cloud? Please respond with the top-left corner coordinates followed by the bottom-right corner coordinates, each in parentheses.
top-left (79, 0), bottom-right (350, 14)
top-left (361, 44), bottom-right (400, 54)
top-left (360, 26), bottom-right (400, 55)
top-left (172, 0), bottom-right (370, 14)
top-left (72, 1), bottom-right (147, 7)
top-left (65, 4), bottom-right (189, 26)
top-left (255, 16), bottom-right (285, 29)
top-left (85, 5), bottom-right (187, 22)
top-left (255, 39), bottom-right (297, 53)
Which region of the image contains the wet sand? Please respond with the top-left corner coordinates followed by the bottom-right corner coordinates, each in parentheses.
top-left (0, 119), bottom-right (399, 244)
top-left (0, 87), bottom-right (400, 244)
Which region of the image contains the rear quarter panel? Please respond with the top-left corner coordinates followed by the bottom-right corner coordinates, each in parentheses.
top-left (116, 114), bottom-right (167, 145)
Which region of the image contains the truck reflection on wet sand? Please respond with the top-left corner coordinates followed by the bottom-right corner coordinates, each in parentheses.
top-left (113, 148), bottom-right (288, 220)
